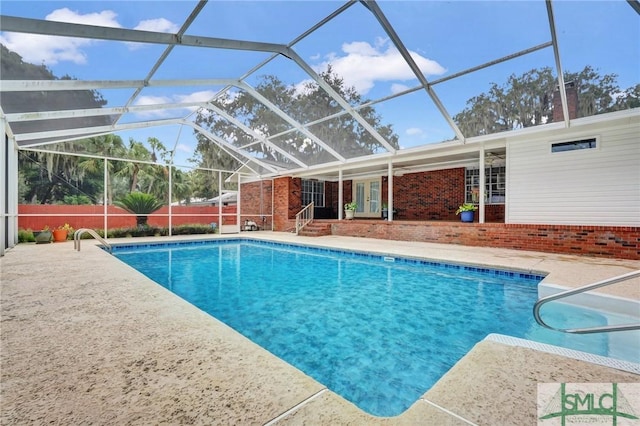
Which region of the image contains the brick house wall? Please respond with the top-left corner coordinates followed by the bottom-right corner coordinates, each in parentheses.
top-left (269, 169), bottom-right (505, 227)
top-left (386, 169), bottom-right (465, 221)
top-left (251, 175), bottom-right (638, 259)
top-left (272, 177), bottom-right (302, 231)
top-left (241, 180), bottom-right (273, 229)
top-left (329, 220), bottom-right (639, 260)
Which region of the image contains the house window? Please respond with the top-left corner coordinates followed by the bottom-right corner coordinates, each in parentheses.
top-left (301, 179), bottom-right (325, 207)
top-left (551, 137), bottom-right (597, 153)
top-left (465, 166), bottom-right (506, 204)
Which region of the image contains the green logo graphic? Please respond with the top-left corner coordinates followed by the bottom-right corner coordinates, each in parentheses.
top-left (539, 383), bottom-right (638, 425)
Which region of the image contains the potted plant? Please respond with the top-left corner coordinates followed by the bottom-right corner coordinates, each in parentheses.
top-left (344, 201), bottom-right (357, 220)
top-left (34, 225), bottom-right (52, 244)
top-left (381, 202), bottom-right (397, 220)
top-left (53, 223), bottom-right (74, 242)
top-left (456, 203), bottom-right (477, 223)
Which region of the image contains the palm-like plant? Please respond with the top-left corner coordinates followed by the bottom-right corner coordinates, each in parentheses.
top-left (114, 192), bottom-right (164, 227)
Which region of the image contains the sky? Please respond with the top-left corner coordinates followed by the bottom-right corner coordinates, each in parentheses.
top-left (1, 0), bottom-right (639, 168)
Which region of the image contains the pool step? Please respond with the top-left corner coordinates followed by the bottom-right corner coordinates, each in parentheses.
top-left (297, 222), bottom-right (332, 237)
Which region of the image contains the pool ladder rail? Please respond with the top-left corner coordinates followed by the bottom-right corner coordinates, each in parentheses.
top-left (533, 270), bottom-right (640, 334)
top-left (73, 228), bottom-right (112, 254)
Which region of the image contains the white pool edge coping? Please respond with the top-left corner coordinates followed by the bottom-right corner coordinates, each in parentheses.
top-left (485, 334), bottom-right (640, 375)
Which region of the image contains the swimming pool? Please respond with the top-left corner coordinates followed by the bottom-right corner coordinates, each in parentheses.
top-left (112, 239), bottom-right (640, 417)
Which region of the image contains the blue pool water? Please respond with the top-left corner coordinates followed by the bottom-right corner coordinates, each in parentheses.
top-left (112, 239), bottom-right (640, 417)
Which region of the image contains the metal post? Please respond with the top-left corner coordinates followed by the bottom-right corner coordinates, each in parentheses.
top-left (103, 158), bottom-right (108, 238)
top-left (237, 173), bottom-right (241, 233)
top-left (168, 163), bottom-right (172, 236)
top-left (479, 146), bottom-right (485, 224)
top-left (9, 134), bottom-right (18, 248)
top-left (338, 169), bottom-right (343, 220)
top-left (387, 161), bottom-right (393, 222)
top-left (0, 121), bottom-right (6, 256)
top-left (218, 170), bottom-right (223, 234)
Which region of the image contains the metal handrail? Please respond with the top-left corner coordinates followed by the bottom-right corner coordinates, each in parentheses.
top-left (74, 228), bottom-right (112, 253)
top-left (295, 202), bottom-right (314, 235)
top-left (533, 270), bottom-right (640, 334)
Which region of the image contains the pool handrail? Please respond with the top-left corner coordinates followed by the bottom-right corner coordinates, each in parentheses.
top-left (74, 228), bottom-right (112, 254)
top-left (533, 269), bottom-right (640, 334)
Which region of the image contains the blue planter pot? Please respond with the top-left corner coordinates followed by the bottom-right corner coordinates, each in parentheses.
top-left (460, 211), bottom-right (474, 223)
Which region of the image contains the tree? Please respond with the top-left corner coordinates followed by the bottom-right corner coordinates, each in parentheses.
top-left (76, 134), bottom-right (127, 205)
top-left (4, 44), bottom-right (114, 204)
top-left (454, 66), bottom-right (639, 138)
top-left (114, 192), bottom-right (164, 227)
top-left (193, 66), bottom-right (399, 172)
top-left (115, 138), bottom-right (153, 193)
top-left (1, 44), bottom-right (108, 134)
top-left (18, 146), bottom-right (102, 205)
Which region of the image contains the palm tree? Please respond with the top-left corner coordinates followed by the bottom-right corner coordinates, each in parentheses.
top-left (77, 134), bottom-right (126, 204)
top-left (114, 192), bottom-right (164, 227)
top-left (116, 138), bottom-right (152, 193)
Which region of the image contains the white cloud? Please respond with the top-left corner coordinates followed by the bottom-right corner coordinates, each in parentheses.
top-left (127, 18), bottom-right (180, 50)
top-left (391, 83), bottom-right (410, 95)
top-left (0, 8), bottom-right (121, 65)
top-left (292, 78), bottom-right (316, 96)
top-left (175, 91), bottom-right (218, 104)
top-left (313, 37), bottom-right (446, 95)
top-left (133, 91), bottom-right (217, 118)
top-left (135, 95), bottom-right (172, 106)
top-left (46, 8), bottom-right (121, 27)
top-left (406, 127), bottom-right (424, 136)
top-left (134, 18), bottom-right (179, 33)
top-left (0, 8), bottom-right (179, 64)
top-left (175, 143), bottom-right (192, 154)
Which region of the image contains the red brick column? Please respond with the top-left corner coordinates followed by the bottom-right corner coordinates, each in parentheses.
top-left (273, 177), bottom-right (300, 231)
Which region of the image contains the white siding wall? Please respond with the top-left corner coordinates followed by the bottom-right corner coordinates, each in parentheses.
top-left (507, 118), bottom-right (640, 225)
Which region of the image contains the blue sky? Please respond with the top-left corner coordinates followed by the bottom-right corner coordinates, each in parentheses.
top-left (1, 1), bottom-right (638, 168)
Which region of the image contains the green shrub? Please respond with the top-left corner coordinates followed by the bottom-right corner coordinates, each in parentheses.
top-left (171, 224), bottom-right (217, 235)
top-left (62, 195), bottom-right (92, 205)
top-left (75, 224), bottom-right (216, 240)
top-left (18, 229), bottom-right (35, 243)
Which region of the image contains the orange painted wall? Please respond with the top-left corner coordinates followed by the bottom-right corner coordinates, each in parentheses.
top-left (18, 205), bottom-right (237, 230)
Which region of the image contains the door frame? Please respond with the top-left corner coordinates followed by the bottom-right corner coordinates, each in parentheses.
top-left (352, 177), bottom-right (381, 218)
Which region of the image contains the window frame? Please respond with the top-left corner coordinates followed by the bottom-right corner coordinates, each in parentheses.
top-left (550, 136), bottom-right (598, 153)
top-left (465, 166), bottom-right (506, 205)
top-left (301, 179), bottom-right (325, 208)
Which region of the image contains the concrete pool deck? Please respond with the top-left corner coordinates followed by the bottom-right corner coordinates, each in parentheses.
top-left (1, 232), bottom-right (639, 425)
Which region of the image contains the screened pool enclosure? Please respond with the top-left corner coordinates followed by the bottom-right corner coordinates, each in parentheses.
top-left (1, 0), bottom-right (639, 255)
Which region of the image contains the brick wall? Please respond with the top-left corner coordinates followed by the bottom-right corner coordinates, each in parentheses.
top-left (387, 169), bottom-right (466, 220)
top-left (344, 169), bottom-right (504, 222)
top-left (273, 177), bottom-right (293, 231)
top-left (329, 220), bottom-right (639, 260)
top-left (289, 178), bottom-right (302, 220)
top-left (270, 169), bottom-right (505, 226)
top-left (240, 180), bottom-right (273, 229)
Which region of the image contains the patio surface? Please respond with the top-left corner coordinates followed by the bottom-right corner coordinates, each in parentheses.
top-left (1, 232), bottom-right (639, 425)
